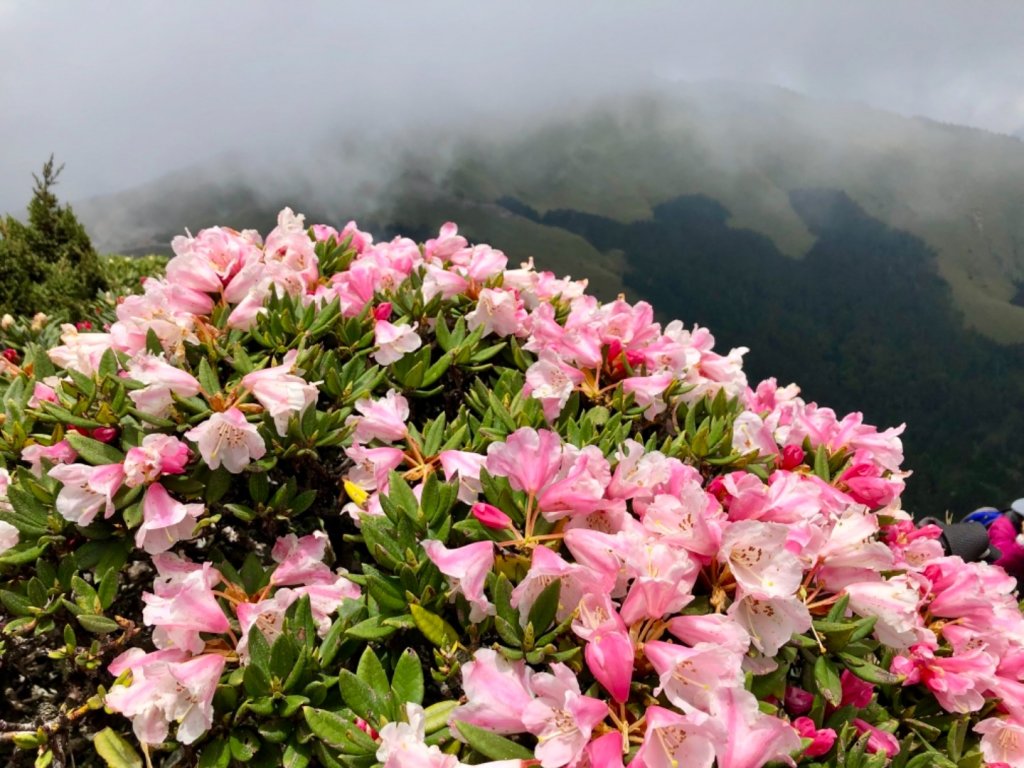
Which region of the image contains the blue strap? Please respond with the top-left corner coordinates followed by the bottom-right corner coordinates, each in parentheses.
top-left (964, 508), bottom-right (1002, 527)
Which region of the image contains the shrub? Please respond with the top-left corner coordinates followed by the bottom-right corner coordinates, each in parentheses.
top-left (0, 209), bottom-right (1020, 768)
top-left (0, 157), bottom-right (107, 318)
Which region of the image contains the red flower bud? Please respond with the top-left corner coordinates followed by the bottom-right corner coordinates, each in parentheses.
top-left (91, 427), bottom-right (119, 444)
top-left (779, 444), bottom-right (806, 470)
top-left (75, 321), bottom-right (93, 331)
top-left (2, 348), bottom-right (19, 364)
top-left (373, 302), bottom-right (393, 321)
top-left (784, 685), bottom-right (814, 716)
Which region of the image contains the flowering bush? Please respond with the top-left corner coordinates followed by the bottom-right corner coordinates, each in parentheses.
top-left (0, 209), bottom-right (1021, 768)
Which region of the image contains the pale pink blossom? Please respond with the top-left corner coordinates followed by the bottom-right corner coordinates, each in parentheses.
top-left (631, 705), bottom-right (716, 768)
top-left (711, 688), bottom-right (803, 768)
top-left (0, 520), bottom-right (18, 555)
top-left (645, 640), bottom-right (744, 715)
top-left (454, 649), bottom-right (534, 734)
top-left (719, 520), bottom-right (802, 599)
top-left (241, 350), bottom-right (319, 435)
top-left (270, 531), bottom-right (334, 586)
top-left (347, 389), bottom-right (410, 444)
top-left (135, 483), bottom-right (203, 554)
top-left (438, 450), bottom-right (487, 504)
top-left (975, 717), bottom-right (1024, 767)
top-left (486, 427), bottom-right (563, 495)
top-left (845, 575), bottom-right (928, 649)
top-left (422, 540), bottom-right (494, 622)
top-left (142, 559), bottom-right (229, 653)
top-left (123, 434), bottom-right (191, 487)
top-left (465, 287), bottom-right (526, 337)
top-left (511, 545), bottom-right (591, 626)
top-left (524, 350), bottom-right (584, 422)
top-left (127, 354), bottom-right (202, 418)
top-left (727, 594), bottom-right (812, 657)
top-left (47, 324), bottom-right (114, 375)
top-left (184, 408), bottom-right (266, 473)
top-left (373, 320), bottom-right (422, 366)
top-left (521, 664), bottom-right (608, 768)
top-left (49, 462), bottom-right (125, 526)
top-left (236, 589), bottom-right (298, 659)
top-left (106, 648), bottom-right (225, 745)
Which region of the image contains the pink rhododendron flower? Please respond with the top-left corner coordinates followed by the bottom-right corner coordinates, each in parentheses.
top-left (454, 649), bottom-right (534, 734)
top-left (123, 433), bottom-right (191, 487)
top-left (631, 705), bottom-right (716, 768)
top-left (645, 640), bottom-right (744, 715)
top-left (438, 450), bottom-right (487, 504)
top-left (727, 594), bottom-right (811, 657)
top-left (127, 353), bottom-right (202, 418)
top-left (270, 531), bottom-right (334, 586)
top-left (47, 323), bottom-right (114, 375)
top-left (236, 589), bottom-right (298, 657)
top-left (106, 648), bottom-right (225, 745)
top-left (891, 643), bottom-right (995, 713)
top-left (373, 319), bottom-right (422, 365)
top-left (422, 539), bottom-right (494, 622)
top-left (486, 427), bottom-right (563, 495)
top-left (840, 668), bottom-right (876, 709)
top-left (975, 717), bottom-right (1024, 767)
top-left (521, 663), bottom-right (608, 768)
top-left (465, 287), bottom-right (526, 337)
top-left (511, 545), bottom-right (591, 626)
top-left (135, 482), bottom-right (203, 554)
top-left (347, 389), bottom-right (410, 444)
top-left (49, 462), bottom-right (125, 526)
top-left (719, 520), bottom-right (802, 599)
top-left (0, 520), bottom-right (17, 555)
top-left (241, 350), bottom-right (319, 435)
top-left (845, 575), bottom-right (928, 649)
top-left (711, 687), bottom-right (803, 768)
top-left (184, 407), bottom-right (266, 473)
top-left (525, 349), bottom-right (585, 422)
top-left (142, 558), bottom-right (229, 653)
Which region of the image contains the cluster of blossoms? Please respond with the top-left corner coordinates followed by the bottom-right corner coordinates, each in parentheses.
top-left (0, 208), bottom-right (1022, 768)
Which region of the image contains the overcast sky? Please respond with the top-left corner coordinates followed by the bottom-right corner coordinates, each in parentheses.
top-left (2, 0), bottom-right (1024, 214)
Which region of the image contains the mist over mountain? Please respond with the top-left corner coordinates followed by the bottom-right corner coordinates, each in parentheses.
top-left (71, 83), bottom-right (1024, 516)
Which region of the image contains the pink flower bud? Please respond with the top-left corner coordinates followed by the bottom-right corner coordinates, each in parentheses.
top-left (354, 716), bottom-right (379, 740)
top-left (373, 302), bottom-right (393, 321)
top-left (840, 669), bottom-right (874, 709)
top-left (780, 444), bottom-right (806, 470)
top-left (852, 719), bottom-right (900, 757)
top-left (784, 686), bottom-right (814, 716)
top-left (471, 502), bottom-right (512, 530)
top-left (66, 425), bottom-right (89, 436)
top-left (794, 717), bottom-right (837, 758)
top-left (91, 427), bottom-right (119, 444)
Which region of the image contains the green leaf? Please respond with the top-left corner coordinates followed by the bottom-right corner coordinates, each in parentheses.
top-left (64, 432), bottom-right (125, 465)
top-left (78, 614), bottom-right (120, 634)
top-left (423, 700), bottom-right (459, 734)
top-left (356, 646), bottom-right (390, 697)
top-left (814, 655), bottom-right (842, 706)
top-left (391, 648), bottom-right (425, 706)
top-left (303, 707), bottom-right (379, 754)
top-left (197, 357), bottom-right (221, 396)
top-left (454, 721), bottom-right (534, 760)
top-left (337, 670), bottom-right (384, 725)
top-left (93, 727), bottom-right (143, 768)
top-left (198, 738), bottom-right (231, 768)
top-left (526, 578), bottom-right (561, 633)
top-left (839, 652), bottom-right (904, 685)
top-left (410, 604), bottom-right (458, 649)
